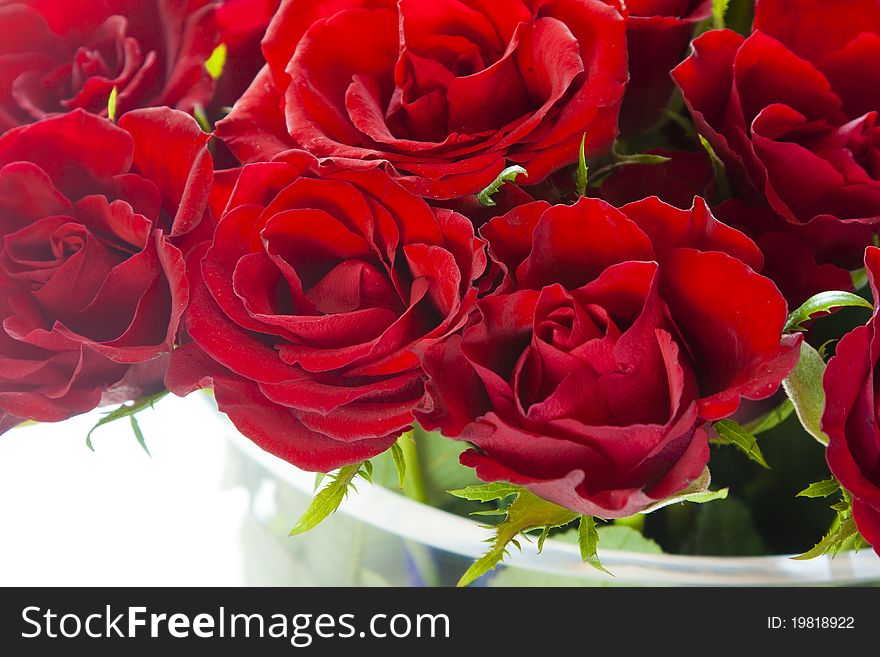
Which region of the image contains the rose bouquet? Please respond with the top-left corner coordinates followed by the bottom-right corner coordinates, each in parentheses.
top-left (1, 0), bottom-right (879, 586)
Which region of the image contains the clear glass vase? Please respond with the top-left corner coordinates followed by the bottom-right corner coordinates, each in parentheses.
top-left (210, 406), bottom-right (880, 587)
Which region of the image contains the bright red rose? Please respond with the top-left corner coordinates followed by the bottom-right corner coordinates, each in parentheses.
top-left (214, 0), bottom-right (628, 199)
top-left (601, 0), bottom-right (711, 136)
top-left (822, 246), bottom-right (880, 556)
top-left (417, 196), bottom-right (801, 517)
top-left (0, 0), bottom-right (219, 133)
top-left (673, 0), bottom-right (880, 266)
top-left (167, 155), bottom-right (487, 471)
top-left (0, 108), bottom-right (207, 432)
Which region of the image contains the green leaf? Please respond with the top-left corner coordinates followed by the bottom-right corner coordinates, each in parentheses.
top-left (712, 0), bottom-right (730, 29)
top-left (448, 482), bottom-right (522, 503)
top-left (107, 86), bottom-right (118, 123)
top-left (359, 460), bottom-right (373, 484)
top-left (782, 341), bottom-right (829, 445)
top-left (784, 290), bottom-right (873, 333)
top-left (129, 415), bottom-right (151, 457)
top-left (792, 517), bottom-right (861, 560)
top-left (476, 165), bottom-right (527, 207)
top-left (313, 473), bottom-right (325, 492)
top-left (204, 43), bottom-right (228, 80)
top-left (797, 479), bottom-right (841, 499)
top-left (743, 399), bottom-right (794, 435)
top-left (674, 487), bottom-right (730, 505)
top-left (85, 389), bottom-right (168, 451)
top-left (457, 488), bottom-right (578, 586)
top-left (390, 440), bottom-right (406, 490)
top-left (290, 463), bottom-right (362, 536)
top-left (640, 468), bottom-right (728, 513)
top-left (713, 419), bottom-right (769, 468)
top-left (576, 134), bottom-right (588, 197)
top-left (578, 515), bottom-right (612, 575)
top-left (616, 153), bottom-right (671, 166)
top-left (698, 134), bottom-right (732, 201)
top-left (817, 339), bottom-right (837, 361)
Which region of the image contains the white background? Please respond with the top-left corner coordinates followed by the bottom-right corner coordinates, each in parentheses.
top-left (0, 395), bottom-right (250, 586)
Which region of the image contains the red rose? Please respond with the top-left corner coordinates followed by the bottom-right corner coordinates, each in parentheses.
top-left (822, 246), bottom-right (880, 556)
top-left (214, 0), bottom-right (627, 199)
top-left (601, 0), bottom-right (711, 136)
top-left (416, 196), bottom-right (801, 517)
top-left (0, 0), bottom-right (219, 133)
top-left (0, 108), bottom-right (206, 431)
top-left (597, 149), bottom-right (854, 307)
top-left (167, 156), bottom-right (487, 471)
top-left (713, 200), bottom-right (854, 308)
top-left (210, 0), bottom-right (281, 112)
top-left (673, 0), bottom-right (880, 266)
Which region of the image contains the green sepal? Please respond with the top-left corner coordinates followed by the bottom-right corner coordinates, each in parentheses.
top-left (85, 389), bottom-right (168, 452)
top-left (794, 486), bottom-right (868, 559)
top-left (699, 135), bottom-right (732, 201)
top-left (784, 290), bottom-right (872, 333)
top-left (457, 488), bottom-right (578, 587)
top-left (129, 415), bottom-right (151, 457)
top-left (615, 153), bottom-right (671, 166)
top-left (712, 419), bottom-right (769, 469)
top-left (578, 515), bottom-right (612, 576)
top-left (476, 165), bottom-right (527, 207)
top-left (448, 482), bottom-right (521, 503)
top-left (640, 468), bottom-right (728, 513)
top-left (792, 517), bottom-right (861, 560)
top-left (797, 479), bottom-right (840, 499)
top-left (743, 399), bottom-right (794, 435)
top-left (290, 463), bottom-right (366, 536)
top-left (576, 134), bottom-right (588, 197)
top-left (782, 341), bottom-right (829, 445)
top-left (390, 440), bottom-right (407, 490)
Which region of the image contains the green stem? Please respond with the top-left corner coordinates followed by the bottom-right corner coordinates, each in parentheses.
top-left (401, 427), bottom-right (428, 504)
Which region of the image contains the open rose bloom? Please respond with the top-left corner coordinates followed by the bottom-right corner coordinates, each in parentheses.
top-left (3, 0), bottom-right (880, 583)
